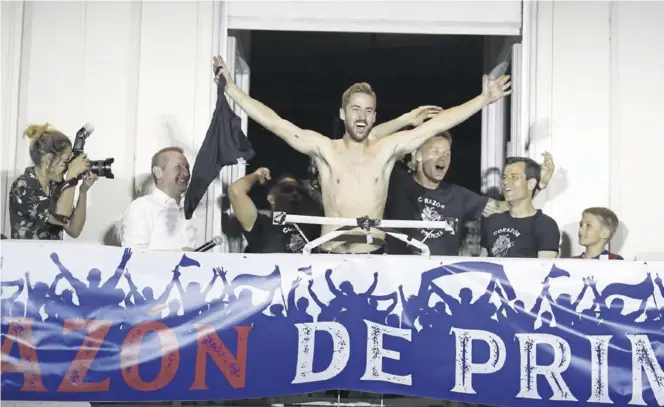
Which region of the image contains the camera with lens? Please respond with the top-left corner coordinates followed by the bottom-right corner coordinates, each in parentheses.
top-left (70, 123), bottom-right (115, 179)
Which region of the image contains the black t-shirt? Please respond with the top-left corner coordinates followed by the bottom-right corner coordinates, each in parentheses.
top-left (384, 166), bottom-right (489, 255)
top-left (243, 214), bottom-right (321, 254)
top-left (480, 210), bottom-right (560, 258)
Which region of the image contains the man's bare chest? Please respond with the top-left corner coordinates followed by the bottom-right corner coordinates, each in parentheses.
top-left (323, 157), bottom-right (385, 190)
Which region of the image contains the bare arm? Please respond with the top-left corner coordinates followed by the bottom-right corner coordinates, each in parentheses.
top-left (370, 106), bottom-right (442, 141)
top-left (64, 191), bottom-right (88, 238)
top-left (51, 155), bottom-right (91, 225)
top-left (382, 76), bottom-right (511, 157)
top-left (214, 56), bottom-right (330, 157)
top-left (229, 168), bottom-right (269, 232)
top-left (538, 251), bottom-right (559, 259)
top-left (63, 173), bottom-right (97, 238)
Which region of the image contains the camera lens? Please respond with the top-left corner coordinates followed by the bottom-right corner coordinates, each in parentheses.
top-left (89, 158), bottom-right (115, 179)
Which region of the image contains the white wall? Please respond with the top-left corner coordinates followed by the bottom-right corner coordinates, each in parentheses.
top-left (227, 0), bottom-right (522, 35)
top-left (530, 1), bottom-right (664, 259)
top-left (4, 1), bottom-right (663, 259)
top-left (0, 1), bottom-right (224, 246)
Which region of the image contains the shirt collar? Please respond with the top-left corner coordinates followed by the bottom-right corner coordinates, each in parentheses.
top-left (151, 187), bottom-right (183, 208)
top-left (581, 249), bottom-right (609, 259)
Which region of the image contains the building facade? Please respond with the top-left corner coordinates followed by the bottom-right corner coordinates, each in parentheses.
top-left (2, 1), bottom-right (662, 259)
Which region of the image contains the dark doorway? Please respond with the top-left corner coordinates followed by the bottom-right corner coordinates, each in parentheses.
top-left (245, 30), bottom-right (484, 210)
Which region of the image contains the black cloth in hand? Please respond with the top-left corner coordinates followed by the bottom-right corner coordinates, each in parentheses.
top-left (184, 75), bottom-right (255, 219)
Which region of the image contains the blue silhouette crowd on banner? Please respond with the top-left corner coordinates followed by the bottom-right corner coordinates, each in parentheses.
top-left (1, 248), bottom-right (663, 406)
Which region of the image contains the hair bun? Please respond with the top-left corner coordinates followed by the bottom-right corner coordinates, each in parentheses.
top-left (24, 123), bottom-right (54, 141)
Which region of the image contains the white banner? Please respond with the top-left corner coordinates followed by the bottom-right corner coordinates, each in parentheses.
top-left (1, 241), bottom-right (663, 406)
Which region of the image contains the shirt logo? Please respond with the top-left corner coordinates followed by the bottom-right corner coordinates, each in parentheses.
top-left (282, 226), bottom-right (306, 253)
top-left (491, 234), bottom-right (514, 257)
top-left (417, 197), bottom-right (447, 240)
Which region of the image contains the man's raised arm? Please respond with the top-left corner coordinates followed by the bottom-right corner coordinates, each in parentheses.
top-left (213, 56), bottom-right (329, 157)
top-left (369, 105), bottom-right (442, 140)
top-left (381, 75), bottom-right (511, 157)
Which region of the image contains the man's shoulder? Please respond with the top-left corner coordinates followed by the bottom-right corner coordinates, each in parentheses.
top-left (440, 182), bottom-right (483, 198)
top-left (127, 195), bottom-right (153, 209)
top-left (123, 195), bottom-right (159, 220)
top-left (389, 164), bottom-right (413, 183)
top-left (534, 210), bottom-right (559, 228)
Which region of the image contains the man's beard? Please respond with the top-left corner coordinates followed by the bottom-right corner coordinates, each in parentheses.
top-left (344, 121), bottom-right (373, 142)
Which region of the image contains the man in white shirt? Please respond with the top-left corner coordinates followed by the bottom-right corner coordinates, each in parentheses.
top-left (121, 146), bottom-right (198, 250)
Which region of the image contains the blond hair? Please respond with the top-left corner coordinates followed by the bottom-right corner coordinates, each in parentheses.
top-left (583, 207), bottom-right (620, 240)
top-left (23, 123), bottom-right (72, 166)
top-left (406, 131), bottom-right (453, 172)
top-left (341, 82), bottom-right (376, 109)
top-left (24, 123), bottom-right (61, 142)
top-left (151, 146), bottom-right (186, 183)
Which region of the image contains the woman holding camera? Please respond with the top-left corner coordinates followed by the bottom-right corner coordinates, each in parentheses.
top-left (9, 123), bottom-right (98, 240)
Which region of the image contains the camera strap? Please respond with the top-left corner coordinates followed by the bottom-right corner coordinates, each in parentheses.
top-left (48, 178), bottom-right (80, 224)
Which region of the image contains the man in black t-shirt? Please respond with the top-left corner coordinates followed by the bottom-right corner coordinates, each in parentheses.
top-left (229, 168), bottom-right (322, 253)
top-left (480, 157), bottom-right (560, 258)
top-left (382, 132), bottom-right (555, 256)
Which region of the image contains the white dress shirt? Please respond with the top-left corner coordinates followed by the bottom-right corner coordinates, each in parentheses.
top-left (121, 188), bottom-right (197, 250)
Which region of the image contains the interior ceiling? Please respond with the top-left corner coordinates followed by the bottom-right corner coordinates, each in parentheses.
top-left (249, 30), bottom-right (485, 75)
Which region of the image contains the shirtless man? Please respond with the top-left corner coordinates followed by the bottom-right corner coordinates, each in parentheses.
top-left (213, 55), bottom-right (512, 253)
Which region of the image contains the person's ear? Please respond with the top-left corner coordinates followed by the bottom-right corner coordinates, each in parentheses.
top-left (267, 194), bottom-right (275, 206)
top-left (339, 107), bottom-right (346, 121)
top-left (152, 166), bottom-right (163, 181)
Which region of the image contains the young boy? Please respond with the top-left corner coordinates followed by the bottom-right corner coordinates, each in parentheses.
top-left (574, 207), bottom-right (624, 260)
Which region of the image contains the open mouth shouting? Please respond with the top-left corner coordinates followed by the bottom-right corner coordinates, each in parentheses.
top-left (354, 121), bottom-right (368, 132)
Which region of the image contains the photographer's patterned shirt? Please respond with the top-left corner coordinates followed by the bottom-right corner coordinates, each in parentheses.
top-left (9, 167), bottom-right (64, 240)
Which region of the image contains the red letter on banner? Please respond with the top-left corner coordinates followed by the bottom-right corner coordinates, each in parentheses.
top-left (190, 325), bottom-right (251, 390)
top-left (1, 318), bottom-right (47, 392)
top-left (121, 321), bottom-right (179, 391)
top-left (57, 319), bottom-right (112, 392)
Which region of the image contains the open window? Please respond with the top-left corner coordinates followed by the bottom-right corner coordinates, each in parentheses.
top-left (481, 35), bottom-right (522, 199)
